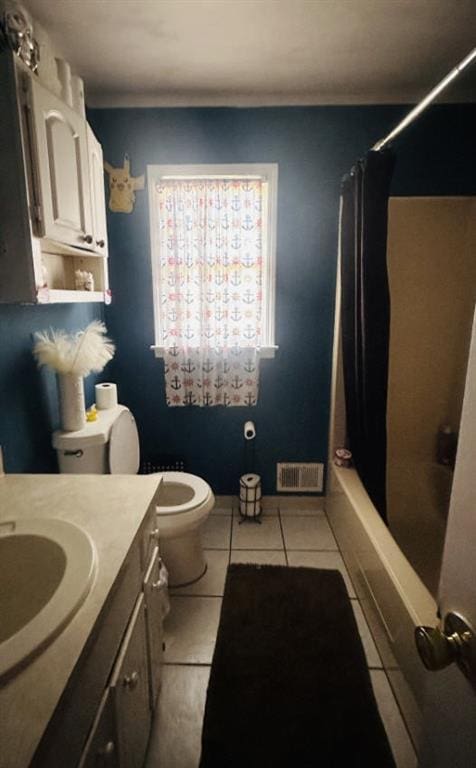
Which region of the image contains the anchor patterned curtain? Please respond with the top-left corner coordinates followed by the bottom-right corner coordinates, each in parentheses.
top-left (155, 177), bottom-right (263, 406)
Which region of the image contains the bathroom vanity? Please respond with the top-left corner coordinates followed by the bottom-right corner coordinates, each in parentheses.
top-left (0, 473), bottom-right (165, 768)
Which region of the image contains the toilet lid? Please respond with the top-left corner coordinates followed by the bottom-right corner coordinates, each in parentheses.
top-left (155, 471), bottom-right (211, 516)
top-left (109, 410), bottom-right (140, 474)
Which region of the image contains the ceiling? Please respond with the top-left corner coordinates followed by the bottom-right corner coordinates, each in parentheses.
top-left (24, 0), bottom-right (476, 107)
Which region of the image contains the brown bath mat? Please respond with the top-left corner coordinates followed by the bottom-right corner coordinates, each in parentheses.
top-left (200, 564), bottom-right (396, 768)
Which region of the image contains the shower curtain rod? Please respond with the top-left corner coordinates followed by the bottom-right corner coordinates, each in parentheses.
top-left (372, 47), bottom-right (476, 152)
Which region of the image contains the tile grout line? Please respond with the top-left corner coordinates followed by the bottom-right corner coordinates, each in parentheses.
top-left (228, 506), bottom-right (234, 565)
top-left (163, 661), bottom-right (212, 668)
top-left (277, 507), bottom-right (289, 565)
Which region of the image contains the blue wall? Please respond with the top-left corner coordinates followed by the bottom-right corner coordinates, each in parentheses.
top-left (0, 303), bottom-right (104, 472)
top-left (1, 104), bottom-right (474, 484)
top-left (86, 103), bottom-right (475, 494)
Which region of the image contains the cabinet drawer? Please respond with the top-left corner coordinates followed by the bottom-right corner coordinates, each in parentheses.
top-left (78, 689), bottom-right (119, 768)
top-left (143, 546), bottom-right (167, 708)
top-left (110, 594), bottom-right (151, 768)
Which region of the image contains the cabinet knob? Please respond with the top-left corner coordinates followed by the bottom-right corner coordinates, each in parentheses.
top-left (96, 239), bottom-right (105, 248)
top-left (152, 576), bottom-right (167, 591)
top-left (123, 670), bottom-right (139, 689)
top-left (98, 741), bottom-right (115, 758)
top-left (149, 527), bottom-right (160, 541)
top-left (82, 234), bottom-right (93, 244)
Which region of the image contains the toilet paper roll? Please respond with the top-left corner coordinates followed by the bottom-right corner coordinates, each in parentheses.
top-left (239, 473), bottom-right (262, 518)
top-left (244, 420), bottom-right (256, 440)
top-left (95, 382), bottom-right (118, 410)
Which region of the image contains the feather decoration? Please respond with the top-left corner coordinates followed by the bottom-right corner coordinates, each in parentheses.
top-left (33, 321), bottom-right (115, 376)
top-left (68, 321), bottom-right (115, 377)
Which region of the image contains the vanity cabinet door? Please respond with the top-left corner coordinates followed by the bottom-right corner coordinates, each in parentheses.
top-left (78, 689), bottom-right (119, 768)
top-left (143, 546), bottom-right (166, 708)
top-left (27, 76), bottom-right (93, 249)
top-left (110, 593), bottom-right (151, 768)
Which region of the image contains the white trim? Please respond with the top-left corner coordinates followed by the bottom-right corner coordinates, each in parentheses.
top-left (150, 344), bottom-right (277, 359)
top-left (87, 91), bottom-right (476, 109)
top-left (149, 163), bottom-right (276, 179)
top-left (147, 163), bottom-right (278, 355)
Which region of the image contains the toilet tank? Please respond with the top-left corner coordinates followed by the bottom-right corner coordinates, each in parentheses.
top-left (56, 443), bottom-right (109, 474)
top-left (52, 405), bottom-right (133, 474)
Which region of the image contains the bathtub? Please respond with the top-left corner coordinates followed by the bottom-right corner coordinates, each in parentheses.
top-left (326, 463), bottom-right (438, 749)
top-left (327, 243), bottom-right (438, 747)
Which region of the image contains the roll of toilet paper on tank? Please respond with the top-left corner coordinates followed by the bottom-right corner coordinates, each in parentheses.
top-left (95, 382), bottom-right (118, 410)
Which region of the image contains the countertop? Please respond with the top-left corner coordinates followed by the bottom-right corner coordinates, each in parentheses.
top-left (0, 473), bottom-right (161, 768)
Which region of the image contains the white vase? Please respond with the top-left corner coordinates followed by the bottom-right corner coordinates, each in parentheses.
top-left (58, 374), bottom-right (86, 432)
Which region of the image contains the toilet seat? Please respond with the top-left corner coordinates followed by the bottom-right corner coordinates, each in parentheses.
top-left (154, 471), bottom-right (212, 516)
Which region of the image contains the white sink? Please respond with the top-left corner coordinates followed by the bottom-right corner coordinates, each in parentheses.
top-left (0, 518), bottom-right (96, 681)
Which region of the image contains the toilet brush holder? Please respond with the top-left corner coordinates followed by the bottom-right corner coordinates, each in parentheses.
top-left (239, 474), bottom-right (262, 522)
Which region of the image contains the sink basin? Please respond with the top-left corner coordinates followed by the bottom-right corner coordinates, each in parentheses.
top-left (0, 518), bottom-right (96, 681)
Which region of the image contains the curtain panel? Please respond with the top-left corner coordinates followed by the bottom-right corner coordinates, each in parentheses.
top-left (155, 178), bottom-right (263, 406)
top-left (340, 150), bottom-right (395, 521)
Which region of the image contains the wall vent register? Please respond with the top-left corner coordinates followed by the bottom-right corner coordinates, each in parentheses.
top-left (277, 462), bottom-right (324, 492)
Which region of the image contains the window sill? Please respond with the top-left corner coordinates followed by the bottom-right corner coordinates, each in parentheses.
top-left (150, 345), bottom-right (278, 359)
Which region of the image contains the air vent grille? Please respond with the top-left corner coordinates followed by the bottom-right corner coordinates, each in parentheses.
top-left (141, 457), bottom-right (185, 474)
top-left (277, 462), bottom-right (324, 492)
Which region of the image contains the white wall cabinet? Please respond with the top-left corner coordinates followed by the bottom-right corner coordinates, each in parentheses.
top-left (28, 76), bottom-right (93, 250)
top-left (87, 125), bottom-right (109, 255)
top-left (0, 50), bottom-right (110, 304)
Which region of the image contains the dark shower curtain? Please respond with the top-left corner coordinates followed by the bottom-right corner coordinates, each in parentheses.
top-left (340, 150), bottom-right (395, 522)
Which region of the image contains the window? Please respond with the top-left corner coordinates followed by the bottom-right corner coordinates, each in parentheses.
top-left (148, 164), bottom-right (278, 359)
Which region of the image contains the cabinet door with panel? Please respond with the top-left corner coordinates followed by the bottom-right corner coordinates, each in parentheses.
top-left (78, 689), bottom-right (119, 768)
top-left (143, 546), bottom-right (166, 709)
top-left (110, 593), bottom-right (151, 768)
top-left (87, 125), bottom-right (108, 256)
top-left (27, 76), bottom-right (93, 250)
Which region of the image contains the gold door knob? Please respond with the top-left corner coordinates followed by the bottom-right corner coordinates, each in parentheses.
top-left (415, 626), bottom-right (462, 670)
top-left (415, 611), bottom-right (476, 686)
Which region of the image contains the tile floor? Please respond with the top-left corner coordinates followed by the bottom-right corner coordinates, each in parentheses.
top-left (145, 501), bottom-right (417, 768)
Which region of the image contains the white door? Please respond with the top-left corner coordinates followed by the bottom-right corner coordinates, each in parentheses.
top-left (28, 77), bottom-right (93, 249)
top-left (418, 308), bottom-right (476, 767)
top-left (87, 124), bottom-right (109, 255)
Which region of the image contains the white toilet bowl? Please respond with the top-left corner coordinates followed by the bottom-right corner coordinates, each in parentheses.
top-left (53, 406), bottom-right (215, 588)
top-left (155, 471), bottom-right (215, 587)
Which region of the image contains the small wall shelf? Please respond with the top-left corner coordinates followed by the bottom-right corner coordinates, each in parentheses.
top-left (36, 288), bottom-right (109, 304)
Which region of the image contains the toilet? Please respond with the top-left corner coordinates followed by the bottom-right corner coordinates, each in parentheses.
top-left (53, 405), bottom-right (215, 587)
